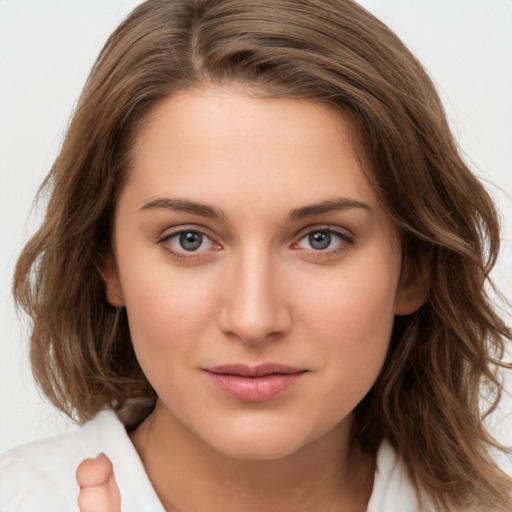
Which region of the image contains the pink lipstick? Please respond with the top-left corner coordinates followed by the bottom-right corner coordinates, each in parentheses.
top-left (203, 364), bottom-right (307, 401)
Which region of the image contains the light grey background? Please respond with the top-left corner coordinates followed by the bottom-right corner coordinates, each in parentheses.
top-left (1, 0), bottom-right (511, 453)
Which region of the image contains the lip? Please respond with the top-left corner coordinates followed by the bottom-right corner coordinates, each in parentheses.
top-left (203, 364), bottom-right (308, 402)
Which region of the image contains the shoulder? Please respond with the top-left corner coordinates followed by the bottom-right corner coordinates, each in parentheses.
top-left (0, 410), bottom-right (166, 512)
top-left (0, 410), bottom-right (126, 512)
top-left (368, 434), bottom-right (512, 512)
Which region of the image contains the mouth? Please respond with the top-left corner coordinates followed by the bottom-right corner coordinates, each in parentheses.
top-left (203, 364), bottom-right (308, 402)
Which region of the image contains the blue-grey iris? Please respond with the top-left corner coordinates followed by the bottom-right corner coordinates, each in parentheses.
top-left (180, 232), bottom-right (203, 251)
top-left (309, 231), bottom-right (331, 250)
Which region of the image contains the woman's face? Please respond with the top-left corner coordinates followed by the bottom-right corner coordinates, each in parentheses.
top-left (105, 86), bottom-right (422, 459)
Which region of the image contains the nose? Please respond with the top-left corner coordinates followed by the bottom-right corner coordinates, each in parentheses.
top-left (217, 248), bottom-right (292, 345)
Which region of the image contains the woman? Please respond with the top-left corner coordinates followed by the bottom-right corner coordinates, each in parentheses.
top-left (1, 1), bottom-right (511, 510)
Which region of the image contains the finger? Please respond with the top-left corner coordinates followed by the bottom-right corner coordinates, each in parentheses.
top-left (107, 473), bottom-right (122, 510)
top-left (77, 478), bottom-right (122, 512)
top-left (77, 484), bottom-right (112, 512)
top-left (76, 453), bottom-right (114, 488)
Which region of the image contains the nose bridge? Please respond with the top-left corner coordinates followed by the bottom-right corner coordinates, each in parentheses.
top-left (219, 242), bottom-right (289, 343)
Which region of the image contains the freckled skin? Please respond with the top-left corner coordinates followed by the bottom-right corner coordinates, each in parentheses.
top-left (78, 87), bottom-right (423, 512)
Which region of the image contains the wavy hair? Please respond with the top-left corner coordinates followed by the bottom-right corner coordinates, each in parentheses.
top-left (13, 0), bottom-right (511, 509)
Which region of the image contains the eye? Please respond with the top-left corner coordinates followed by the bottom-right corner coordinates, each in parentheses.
top-left (176, 231), bottom-right (207, 251)
top-left (160, 229), bottom-right (217, 255)
top-left (304, 231), bottom-right (333, 250)
top-left (295, 228), bottom-right (353, 252)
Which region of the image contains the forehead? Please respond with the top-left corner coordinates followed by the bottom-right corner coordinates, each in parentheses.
top-left (121, 86), bottom-right (388, 225)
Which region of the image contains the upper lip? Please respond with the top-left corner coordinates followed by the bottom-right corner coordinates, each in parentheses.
top-left (204, 364), bottom-right (306, 377)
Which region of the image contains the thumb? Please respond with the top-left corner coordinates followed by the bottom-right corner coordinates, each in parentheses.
top-left (77, 453), bottom-right (122, 512)
top-left (107, 471), bottom-right (122, 511)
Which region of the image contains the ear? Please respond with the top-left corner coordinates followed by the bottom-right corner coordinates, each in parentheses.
top-left (101, 251), bottom-right (125, 308)
top-left (394, 255), bottom-right (429, 316)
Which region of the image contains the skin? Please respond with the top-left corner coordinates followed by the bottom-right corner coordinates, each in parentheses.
top-left (78, 86), bottom-right (424, 512)
top-left (76, 454), bottom-right (121, 512)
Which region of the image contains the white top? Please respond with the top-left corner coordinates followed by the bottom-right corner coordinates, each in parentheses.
top-left (0, 409), bottom-right (429, 511)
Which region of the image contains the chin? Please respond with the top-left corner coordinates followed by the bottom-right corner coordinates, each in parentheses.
top-left (212, 433), bottom-right (307, 461)
top-left (198, 414), bottom-right (319, 462)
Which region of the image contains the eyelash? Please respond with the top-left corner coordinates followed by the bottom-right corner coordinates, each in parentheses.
top-left (158, 227), bottom-right (220, 261)
top-left (292, 227), bottom-right (355, 258)
top-left (157, 226), bottom-right (355, 260)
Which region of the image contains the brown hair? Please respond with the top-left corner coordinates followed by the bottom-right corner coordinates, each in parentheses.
top-left (13, 0), bottom-right (511, 509)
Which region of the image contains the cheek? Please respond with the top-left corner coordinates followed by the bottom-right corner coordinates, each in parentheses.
top-left (302, 259), bottom-right (398, 338)
top-left (300, 259), bottom-right (399, 390)
top-left (118, 263), bottom-right (218, 375)
top-left (313, 283), bottom-right (395, 370)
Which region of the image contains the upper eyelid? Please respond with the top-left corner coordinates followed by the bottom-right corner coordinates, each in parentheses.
top-left (296, 230), bottom-right (352, 245)
top-left (159, 225), bottom-right (217, 242)
top-left (293, 224), bottom-right (354, 240)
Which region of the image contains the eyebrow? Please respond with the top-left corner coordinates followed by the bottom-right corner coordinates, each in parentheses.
top-left (140, 198), bottom-right (225, 220)
top-left (288, 197), bottom-right (372, 220)
top-left (139, 196), bottom-right (371, 221)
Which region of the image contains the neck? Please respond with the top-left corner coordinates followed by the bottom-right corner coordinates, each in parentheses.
top-left (130, 401), bottom-right (375, 512)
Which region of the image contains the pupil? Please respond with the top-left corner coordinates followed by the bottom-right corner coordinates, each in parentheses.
top-left (179, 232), bottom-right (203, 251)
top-left (309, 231), bottom-right (331, 250)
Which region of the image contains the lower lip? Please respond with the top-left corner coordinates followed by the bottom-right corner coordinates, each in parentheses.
top-left (205, 372), bottom-right (306, 402)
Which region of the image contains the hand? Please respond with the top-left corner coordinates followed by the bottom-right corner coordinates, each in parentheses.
top-left (76, 453), bottom-right (122, 512)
